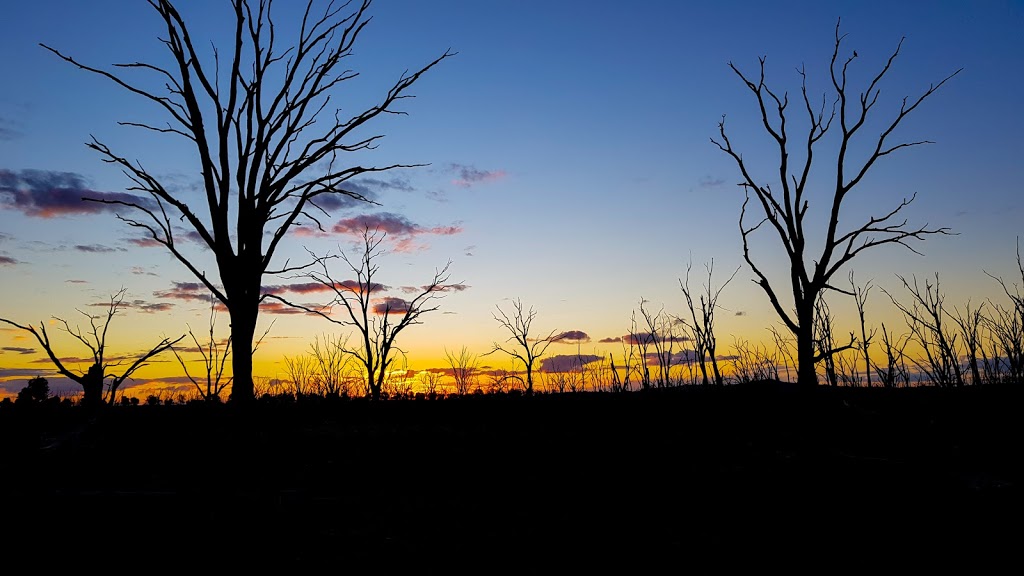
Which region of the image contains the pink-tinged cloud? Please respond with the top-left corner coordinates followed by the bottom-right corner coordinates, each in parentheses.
top-left (552, 330), bottom-right (591, 344)
top-left (449, 163), bottom-right (507, 188)
top-left (0, 255), bottom-right (17, 266)
top-left (260, 301), bottom-right (322, 316)
top-left (128, 237), bottom-right (163, 248)
top-left (0, 169), bottom-right (157, 218)
top-left (265, 281), bottom-right (389, 295)
top-left (330, 212), bottom-right (462, 252)
top-left (153, 282), bottom-right (212, 302)
top-left (372, 297), bottom-right (412, 315)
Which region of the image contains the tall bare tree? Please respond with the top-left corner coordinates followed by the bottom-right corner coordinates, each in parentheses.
top-left (712, 20), bottom-right (958, 386)
top-left (41, 0), bottom-right (452, 402)
top-left (1, 289), bottom-right (183, 407)
top-left (269, 228), bottom-right (452, 400)
top-left (487, 299), bottom-right (557, 395)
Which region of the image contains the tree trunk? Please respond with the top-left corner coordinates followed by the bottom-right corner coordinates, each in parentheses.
top-left (796, 303), bottom-right (818, 386)
top-left (229, 307), bottom-right (257, 403)
top-left (370, 373), bottom-right (382, 401)
top-left (80, 363), bottom-right (105, 409)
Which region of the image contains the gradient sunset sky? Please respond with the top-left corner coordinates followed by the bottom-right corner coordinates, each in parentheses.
top-left (1, 0), bottom-right (1022, 397)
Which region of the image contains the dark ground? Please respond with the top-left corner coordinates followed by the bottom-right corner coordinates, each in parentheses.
top-left (1, 382), bottom-right (1020, 572)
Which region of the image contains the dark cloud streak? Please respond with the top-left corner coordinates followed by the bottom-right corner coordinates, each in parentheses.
top-left (0, 169), bottom-right (157, 218)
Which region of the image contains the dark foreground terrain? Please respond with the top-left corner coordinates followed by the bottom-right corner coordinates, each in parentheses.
top-left (1, 382), bottom-right (1020, 571)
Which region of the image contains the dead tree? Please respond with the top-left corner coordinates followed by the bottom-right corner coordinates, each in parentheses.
top-left (444, 346), bottom-right (479, 395)
top-left (41, 0), bottom-right (452, 402)
top-left (172, 297), bottom-right (231, 401)
top-left (887, 274), bottom-right (964, 387)
top-left (985, 241), bottom-right (1024, 384)
top-left (679, 258), bottom-right (739, 386)
top-left (269, 228), bottom-right (452, 400)
top-left (712, 20), bottom-right (958, 386)
top-left (874, 322), bottom-right (911, 388)
top-left (1, 289), bottom-right (183, 407)
top-left (637, 299), bottom-right (676, 388)
top-left (487, 298), bottom-right (557, 395)
top-left (850, 272), bottom-right (877, 387)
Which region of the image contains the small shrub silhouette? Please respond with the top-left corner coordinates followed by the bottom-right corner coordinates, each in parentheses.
top-left (16, 377), bottom-right (50, 405)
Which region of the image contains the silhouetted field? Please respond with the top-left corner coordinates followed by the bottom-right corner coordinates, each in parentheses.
top-left (1, 382), bottom-right (1019, 570)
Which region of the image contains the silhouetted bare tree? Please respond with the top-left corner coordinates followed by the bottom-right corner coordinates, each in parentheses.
top-left (270, 228), bottom-right (452, 400)
top-left (172, 297), bottom-right (231, 401)
top-left (487, 299), bottom-right (557, 395)
top-left (985, 242), bottom-right (1024, 383)
top-left (887, 274), bottom-right (963, 387)
top-left (1, 289), bottom-right (183, 407)
top-left (41, 0), bottom-right (452, 402)
top-left (712, 20), bottom-right (958, 386)
top-left (444, 346), bottom-right (479, 395)
top-left (679, 258), bottom-right (739, 386)
top-left (850, 272), bottom-right (877, 387)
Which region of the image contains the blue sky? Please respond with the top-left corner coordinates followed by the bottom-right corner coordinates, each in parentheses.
top-left (1, 0), bottom-right (1022, 396)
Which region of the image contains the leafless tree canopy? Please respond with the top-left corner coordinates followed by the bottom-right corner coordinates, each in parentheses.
top-left (268, 227), bottom-right (452, 400)
top-left (712, 19), bottom-right (959, 386)
top-left (487, 299), bottom-right (557, 394)
top-left (41, 0), bottom-right (452, 401)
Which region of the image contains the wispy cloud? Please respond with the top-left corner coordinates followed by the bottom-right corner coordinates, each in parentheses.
top-left (130, 266), bottom-right (158, 276)
top-left (0, 169), bottom-right (157, 218)
top-left (0, 117), bottom-right (22, 141)
top-left (126, 237), bottom-right (164, 248)
top-left (699, 175), bottom-right (726, 188)
top-left (0, 255), bottom-right (17, 266)
top-left (74, 244), bottom-right (124, 253)
top-left (399, 283), bottom-right (470, 294)
top-left (89, 299), bottom-right (174, 314)
top-left (372, 297), bottom-right (412, 315)
top-left (448, 163), bottom-right (507, 188)
top-left (1, 346), bottom-right (35, 355)
top-left (598, 336), bottom-right (621, 344)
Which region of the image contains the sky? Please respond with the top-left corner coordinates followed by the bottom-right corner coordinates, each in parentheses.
top-left (1, 0), bottom-right (1022, 398)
